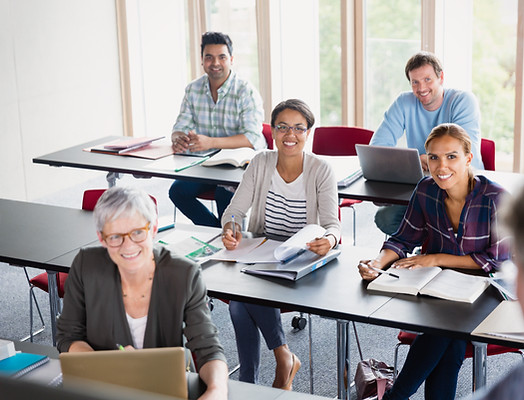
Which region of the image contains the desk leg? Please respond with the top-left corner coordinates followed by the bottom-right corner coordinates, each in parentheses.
top-left (471, 341), bottom-right (487, 392)
top-left (106, 172), bottom-right (121, 187)
top-left (46, 271), bottom-right (61, 346)
top-left (337, 320), bottom-right (350, 399)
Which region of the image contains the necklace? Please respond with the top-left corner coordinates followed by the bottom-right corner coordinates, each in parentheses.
top-left (122, 273), bottom-right (153, 299)
top-left (122, 259), bottom-right (155, 300)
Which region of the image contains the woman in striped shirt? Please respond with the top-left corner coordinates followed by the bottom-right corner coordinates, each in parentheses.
top-left (358, 123), bottom-right (511, 400)
top-left (221, 99), bottom-right (341, 389)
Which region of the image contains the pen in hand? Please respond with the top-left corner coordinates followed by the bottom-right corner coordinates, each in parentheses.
top-left (231, 215), bottom-right (237, 239)
top-left (360, 263), bottom-right (400, 279)
top-left (116, 343), bottom-right (125, 351)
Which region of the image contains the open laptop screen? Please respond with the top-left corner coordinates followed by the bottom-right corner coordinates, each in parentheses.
top-left (355, 144), bottom-right (425, 185)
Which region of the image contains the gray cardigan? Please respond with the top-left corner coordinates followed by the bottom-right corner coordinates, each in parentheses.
top-left (221, 150), bottom-right (341, 242)
top-left (56, 246), bottom-right (226, 368)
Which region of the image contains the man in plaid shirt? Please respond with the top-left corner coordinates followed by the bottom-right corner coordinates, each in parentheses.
top-left (170, 31), bottom-right (266, 227)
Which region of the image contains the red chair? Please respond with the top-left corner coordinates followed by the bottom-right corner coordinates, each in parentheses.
top-left (393, 331), bottom-right (523, 391)
top-left (312, 126), bottom-right (374, 245)
top-left (480, 138), bottom-right (495, 171)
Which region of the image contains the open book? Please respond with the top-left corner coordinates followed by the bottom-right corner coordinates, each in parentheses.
top-left (210, 224), bottom-right (341, 281)
top-left (367, 267), bottom-right (490, 303)
top-left (202, 147), bottom-right (257, 168)
top-left (472, 300), bottom-right (524, 343)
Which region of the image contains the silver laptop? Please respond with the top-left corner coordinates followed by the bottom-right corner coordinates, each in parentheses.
top-left (355, 144), bottom-right (426, 184)
top-left (60, 347), bottom-right (188, 399)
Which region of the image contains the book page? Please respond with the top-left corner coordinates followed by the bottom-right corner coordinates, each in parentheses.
top-left (202, 147), bottom-right (257, 167)
top-left (419, 269), bottom-right (489, 303)
top-left (367, 266), bottom-right (442, 296)
top-left (209, 237), bottom-right (270, 262)
top-left (273, 224), bottom-right (326, 261)
top-left (472, 300), bottom-right (524, 343)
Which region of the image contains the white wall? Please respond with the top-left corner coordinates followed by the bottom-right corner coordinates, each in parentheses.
top-left (0, 0), bottom-right (123, 200)
top-left (126, 0), bottom-right (187, 137)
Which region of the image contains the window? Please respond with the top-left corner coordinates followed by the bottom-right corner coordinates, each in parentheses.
top-left (472, 0), bottom-right (517, 171)
top-left (319, 0), bottom-right (342, 125)
top-left (364, 0), bottom-right (421, 131)
top-left (206, 0), bottom-right (260, 89)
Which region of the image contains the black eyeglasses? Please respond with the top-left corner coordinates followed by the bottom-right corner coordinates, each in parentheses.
top-left (101, 222), bottom-right (151, 247)
top-left (274, 124), bottom-right (308, 135)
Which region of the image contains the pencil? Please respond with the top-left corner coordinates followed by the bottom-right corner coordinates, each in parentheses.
top-left (360, 263), bottom-right (400, 279)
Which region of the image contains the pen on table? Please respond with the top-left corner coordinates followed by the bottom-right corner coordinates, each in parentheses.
top-left (116, 343), bottom-right (125, 351)
top-left (360, 263), bottom-right (400, 279)
top-left (174, 156), bottom-right (210, 172)
top-left (231, 215), bottom-right (237, 239)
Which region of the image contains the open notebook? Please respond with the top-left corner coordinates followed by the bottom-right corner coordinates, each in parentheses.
top-left (60, 347), bottom-right (187, 399)
top-left (210, 224), bottom-right (341, 280)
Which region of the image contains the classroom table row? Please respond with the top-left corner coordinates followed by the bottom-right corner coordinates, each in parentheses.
top-left (34, 136), bottom-right (524, 204)
top-left (1, 198), bottom-right (521, 399)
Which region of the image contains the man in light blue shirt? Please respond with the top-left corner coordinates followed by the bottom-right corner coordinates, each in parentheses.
top-left (371, 52), bottom-right (483, 235)
top-left (170, 32), bottom-right (266, 227)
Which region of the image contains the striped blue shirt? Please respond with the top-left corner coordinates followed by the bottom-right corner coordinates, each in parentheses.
top-left (383, 175), bottom-right (511, 272)
top-left (172, 71), bottom-right (266, 150)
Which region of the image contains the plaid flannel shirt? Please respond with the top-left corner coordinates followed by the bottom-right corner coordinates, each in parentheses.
top-left (383, 175), bottom-right (511, 272)
top-left (173, 71), bottom-right (266, 150)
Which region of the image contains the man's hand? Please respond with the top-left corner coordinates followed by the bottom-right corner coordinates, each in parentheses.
top-left (188, 131), bottom-right (214, 152)
top-left (171, 132), bottom-right (190, 153)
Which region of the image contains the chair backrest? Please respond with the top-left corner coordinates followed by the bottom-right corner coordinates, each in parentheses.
top-left (480, 138), bottom-right (496, 171)
top-left (82, 189), bottom-right (158, 212)
top-left (312, 126), bottom-right (374, 156)
top-left (82, 189), bottom-right (107, 211)
top-left (262, 123), bottom-right (273, 150)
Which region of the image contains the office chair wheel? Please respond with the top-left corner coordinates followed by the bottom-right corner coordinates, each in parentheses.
top-left (291, 315), bottom-right (307, 330)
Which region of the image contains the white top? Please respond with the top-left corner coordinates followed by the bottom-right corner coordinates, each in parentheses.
top-left (264, 169), bottom-right (307, 238)
top-left (126, 313), bottom-right (148, 349)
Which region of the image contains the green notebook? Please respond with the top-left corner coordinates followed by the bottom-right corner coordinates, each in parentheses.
top-left (0, 352), bottom-right (49, 378)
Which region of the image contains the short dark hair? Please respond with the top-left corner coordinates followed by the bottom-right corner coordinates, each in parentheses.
top-left (405, 51), bottom-right (443, 81)
top-left (270, 99), bottom-right (315, 129)
top-left (201, 32), bottom-right (233, 57)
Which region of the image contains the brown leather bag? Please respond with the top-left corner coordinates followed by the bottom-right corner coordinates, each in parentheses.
top-left (354, 358), bottom-right (394, 400)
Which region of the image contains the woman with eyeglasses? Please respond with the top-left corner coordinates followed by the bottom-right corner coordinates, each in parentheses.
top-left (221, 99), bottom-right (341, 389)
top-left (56, 186), bottom-right (228, 400)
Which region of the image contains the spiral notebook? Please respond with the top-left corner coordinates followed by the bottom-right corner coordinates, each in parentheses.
top-left (0, 352), bottom-right (49, 378)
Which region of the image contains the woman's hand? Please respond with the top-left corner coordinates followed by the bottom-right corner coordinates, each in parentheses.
top-left (221, 223), bottom-right (242, 250)
top-left (392, 254), bottom-right (439, 269)
top-left (357, 259), bottom-right (382, 281)
top-left (307, 235), bottom-right (335, 256)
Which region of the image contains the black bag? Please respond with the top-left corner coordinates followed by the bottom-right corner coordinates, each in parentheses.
top-left (354, 358), bottom-right (394, 400)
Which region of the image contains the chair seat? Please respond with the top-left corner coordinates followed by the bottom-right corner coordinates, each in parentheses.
top-left (197, 190), bottom-right (216, 201)
top-left (397, 331), bottom-right (522, 358)
top-left (30, 272), bottom-right (68, 298)
top-left (340, 198), bottom-right (362, 208)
